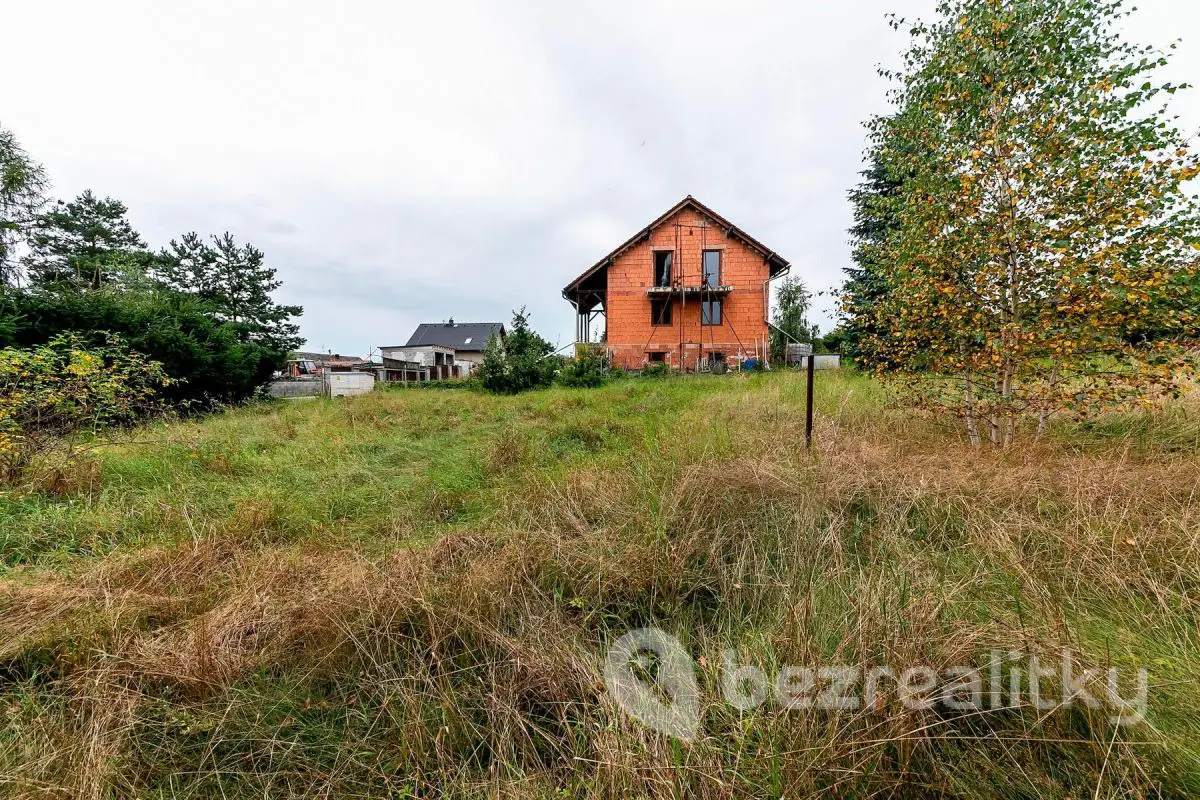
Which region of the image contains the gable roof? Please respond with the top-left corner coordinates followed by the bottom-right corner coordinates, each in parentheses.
top-left (562, 195), bottom-right (791, 300)
top-left (401, 322), bottom-right (506, 351)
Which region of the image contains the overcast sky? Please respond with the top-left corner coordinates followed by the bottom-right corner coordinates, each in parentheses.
top-left (5, 0), bottom-right (1198, 355)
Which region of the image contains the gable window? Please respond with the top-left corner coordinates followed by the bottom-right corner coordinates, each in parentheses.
top-left (653, 250), bottom-right (673, 287)
top-left (701, 300), bottom-right (722, 326)
top-left (650, 297), bottom-right (672, 326)
top-left (702, 250), bottom-right (721, 287)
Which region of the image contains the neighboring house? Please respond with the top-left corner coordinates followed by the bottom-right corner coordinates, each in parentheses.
top-left (401, 320), bottom-right (506, 372)
top-left (379, 344), bottom-right (458, 380)
top-left (377, 357), bottom-right (427, 384)
top-left (562, 196), bottom-right (791, 370)
top-left (289, 352), bottom-right (368, 374)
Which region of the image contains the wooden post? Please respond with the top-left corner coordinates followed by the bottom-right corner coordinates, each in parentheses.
top-left (805, 353), bottom-right (815, 450)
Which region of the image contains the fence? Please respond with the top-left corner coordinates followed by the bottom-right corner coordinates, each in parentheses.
top-left (268, 378), bottom-right (324, 398)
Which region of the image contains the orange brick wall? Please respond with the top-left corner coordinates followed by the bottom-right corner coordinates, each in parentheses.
top-left (605, 207), bottom-right (772, 370)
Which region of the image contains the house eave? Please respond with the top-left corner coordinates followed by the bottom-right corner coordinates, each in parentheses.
top-left (561, 196), bottom-right (791, 299)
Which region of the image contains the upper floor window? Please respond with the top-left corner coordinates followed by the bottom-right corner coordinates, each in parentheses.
top-left (654, 250), bottom-right (673, 287)
top-left (702, 250), bottom-right (721, 287)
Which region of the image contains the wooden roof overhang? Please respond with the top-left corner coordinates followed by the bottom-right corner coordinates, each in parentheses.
top-left (561, 195), bottom-right (791, 311)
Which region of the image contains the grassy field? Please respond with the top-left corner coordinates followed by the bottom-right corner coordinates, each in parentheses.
top-left (1, 370), bottom-right (1198, 798)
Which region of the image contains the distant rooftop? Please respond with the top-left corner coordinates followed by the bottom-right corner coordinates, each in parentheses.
top-left (291, 351), bottom-right (365, 363)
top-left (399, 321), bottom-right (506, 351)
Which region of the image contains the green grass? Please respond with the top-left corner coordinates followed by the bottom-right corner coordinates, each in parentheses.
top-left (1, 370), bottom-right (1198, 798)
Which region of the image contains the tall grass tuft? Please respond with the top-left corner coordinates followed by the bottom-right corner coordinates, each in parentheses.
top-left (0, 371), bottom-right (1197, 797)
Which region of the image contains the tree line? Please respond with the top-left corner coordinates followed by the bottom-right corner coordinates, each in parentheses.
top-left (840, 0), bottom-right (1200, 445)
top-left (0, 131), bottom-right (302, 408)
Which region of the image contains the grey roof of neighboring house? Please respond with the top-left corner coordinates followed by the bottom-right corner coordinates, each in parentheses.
top-left (400, 322), bottom-right (506, 351)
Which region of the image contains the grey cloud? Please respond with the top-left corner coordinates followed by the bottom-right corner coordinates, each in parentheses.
top-left (3, 0), bottom-right (1197, 353)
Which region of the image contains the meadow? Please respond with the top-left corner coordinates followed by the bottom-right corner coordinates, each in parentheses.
top-left (1, 370), bottom-right (1198, 798)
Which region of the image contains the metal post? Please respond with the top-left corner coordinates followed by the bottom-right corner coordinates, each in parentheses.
top-left (805, 353), bottom-right (815, 449)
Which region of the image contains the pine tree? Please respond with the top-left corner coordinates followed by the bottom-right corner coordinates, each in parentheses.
top-left (157, 232), bottom-right (302, 352)
top-left (862, 0), bottom-right (1200, 445)
top-left (24, 190), bottom-right (147, 289)
top-left (156, 232), bottom-right (219, 300)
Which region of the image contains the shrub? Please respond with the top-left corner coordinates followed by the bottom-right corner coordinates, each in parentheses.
top-left (640, 362), bottom-right (670, 378)
top-left (478, 308), bottom-right (556, 394)
top-left (0, 333), bottom-right (171, 483)
top-left (1, 287), bottom-right (285, 408)
top-left (557, 346), bottom-right (609, 388)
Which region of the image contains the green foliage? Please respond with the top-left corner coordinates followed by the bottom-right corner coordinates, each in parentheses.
top-left (156, 232), bottom-right (303, 352)
top-left (0, 333), bottom-right (170, 481)
top-left (1, 288), bottom-right (286, 408)
top-left (0, 124), bottom-right (48, 285)
top-left (2, 373), bottom-right (1198, 794)
top-left (769, 276), bottom-right (816, 359)
top-left (843, 150), bottom-right (905, 368)
top-left (640, 362), bottom-right (670, 378)
top-left (23, 190), bottom-right (149, 290)
top-left (0, 128), bottom-right (303, 409)
top-left (478, 307), bottom-right (556, 394)
top-left (386, 378), bottom-right (480, 391)
top-left (862, 0), bottom-right (1200, 445)
top-left (557, 346), bottom-right (609, 388)
top-left (820, 327), bottom-right (846, 355)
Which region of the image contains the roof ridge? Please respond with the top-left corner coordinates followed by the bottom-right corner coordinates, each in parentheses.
top-left (561, 196), bottom-right (789, 301)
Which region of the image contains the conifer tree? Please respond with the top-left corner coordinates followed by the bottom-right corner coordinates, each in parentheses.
top-left (0, 125), bottom-right (48, 285)
top-left (24, 190), bottom-right (148, 290)
top-left (843, 150), bottom-right (904, 368)
top-left (158, 232), bottom-right (302, 352)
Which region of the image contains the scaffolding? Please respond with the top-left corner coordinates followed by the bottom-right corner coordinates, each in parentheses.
top-left (561, 197), bottom-right (791, 372)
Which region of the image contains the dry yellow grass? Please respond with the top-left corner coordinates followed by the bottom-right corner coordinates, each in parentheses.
top-left (0, 371), bottom-right (1197, 797)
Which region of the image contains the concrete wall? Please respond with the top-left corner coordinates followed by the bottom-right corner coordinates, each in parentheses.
top-left (812, 354), bottom-right (841, 370)
top-left (269, 378), bottom-right (324, 398)
top-left (381, 346), bottom-right (455, 367)
top-left (327, 371), bottom-right (375, 398)
top-left (604, 206), bottom-right (772, 370)
top-left (454, 351), bottom-right (486, 366)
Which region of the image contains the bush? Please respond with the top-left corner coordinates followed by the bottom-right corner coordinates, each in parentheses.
top-left (478, 308), bottom-right (557, 394)
top-left (640, 362), bottom-right (670, 378)
top-left (557, 347), bottom-right (609, 388)
top-left (0, 333), bottom-right (170, 482)
top-left (0, 287), bottom-right (286, 408)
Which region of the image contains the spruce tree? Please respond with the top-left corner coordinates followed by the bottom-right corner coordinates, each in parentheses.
top-left (843, 150), bottom-right (904, 368)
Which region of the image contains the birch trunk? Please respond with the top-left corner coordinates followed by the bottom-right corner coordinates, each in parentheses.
top-left (1036, 365), bottom-right (1059, 437)
top-left (964, 370), bottom-right (981, 447)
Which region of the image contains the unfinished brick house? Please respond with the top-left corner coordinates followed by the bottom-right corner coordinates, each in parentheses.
top-left (562, 196), bottom-right (791, 370)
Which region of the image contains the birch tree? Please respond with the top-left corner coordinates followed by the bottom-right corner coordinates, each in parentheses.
top-left (862, 0), bottom-right (1200, 445)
